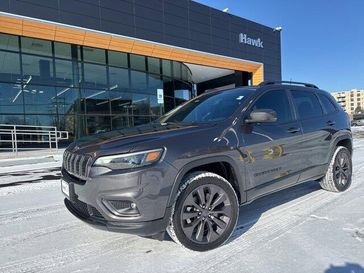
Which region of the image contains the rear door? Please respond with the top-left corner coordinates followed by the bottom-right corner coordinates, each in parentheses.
top-left (240, 89), bottom-right (303, 197)
top-left (289, 89), bottom-right (330, 181)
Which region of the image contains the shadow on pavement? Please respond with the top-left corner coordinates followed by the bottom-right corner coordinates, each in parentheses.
top-left (324, 263), bottom-right (364, 273)
top-left (229, 180), bottom-right (322, 242)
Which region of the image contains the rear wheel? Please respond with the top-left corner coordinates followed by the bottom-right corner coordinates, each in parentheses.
top-left (167, 171), bottom-right (239, 251)
top-left (319, 146), bottom-right (352, 192)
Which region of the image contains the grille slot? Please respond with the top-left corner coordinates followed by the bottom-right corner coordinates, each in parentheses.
top-left (71, 199), bottom-right (89, 217)
top-left (71, 199), bottom-right (105, 220)
top-left (63, 151), bottom-right (92, 179)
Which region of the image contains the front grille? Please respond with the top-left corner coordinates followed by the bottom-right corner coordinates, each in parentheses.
top-left (90, 206), bottom-right (104, 219)
top-left (108, 200), bottom-right (133, 210)
top-left (72, 199), bottom-right (89, 217)
top-left (71, 199), bottom-right (105, 220)
top-left (63, 150), bottom-right (93, 179)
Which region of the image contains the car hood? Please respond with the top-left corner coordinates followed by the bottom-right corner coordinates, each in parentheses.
top-left (67, 122), bottom-right (215, 156)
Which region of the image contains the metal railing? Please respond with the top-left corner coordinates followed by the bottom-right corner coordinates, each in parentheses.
top-left (0, 124), bottom-right (69, 155)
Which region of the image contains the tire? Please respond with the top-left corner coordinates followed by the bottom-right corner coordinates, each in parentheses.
top-left (319, 146), bottom-right (352, 192)
top-left (167, 171), bottom-right (239, 251)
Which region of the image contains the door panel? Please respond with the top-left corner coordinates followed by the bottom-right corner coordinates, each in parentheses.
top-left (239, 89), bottom-right (302, 197)
top-left (290, 90), bottom-right (330, 181)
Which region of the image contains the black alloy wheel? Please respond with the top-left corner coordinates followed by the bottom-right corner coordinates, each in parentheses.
top-left (167, 172), bottom-right (238, 251)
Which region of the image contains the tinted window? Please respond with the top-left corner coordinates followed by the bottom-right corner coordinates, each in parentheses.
top-left (0, 33), bottom-right (19, 51)
top-left (291, 90), bottom-right (323, 119)
top-left (252, 90), bottom-right (292, 123)
top-left (83, 47), bottom-right (106, 64)
top-left (160, 88), bottom-right (255, 124)
top-left (318, 94), bottom-right (337, 114)
top-left (21, 37), bottom-right (52, 56)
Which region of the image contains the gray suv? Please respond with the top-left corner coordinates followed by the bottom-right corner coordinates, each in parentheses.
top-left (61, 81), bottom-right (353, 251)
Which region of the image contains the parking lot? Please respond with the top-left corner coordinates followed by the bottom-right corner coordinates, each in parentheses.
top-left (0, 129), bottom-right (363, 273)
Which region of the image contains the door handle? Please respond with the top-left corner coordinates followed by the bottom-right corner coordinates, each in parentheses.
top-left (327, 120), bottom-right (336, 126)
top-left (287, 127), bottom-right (301, 133)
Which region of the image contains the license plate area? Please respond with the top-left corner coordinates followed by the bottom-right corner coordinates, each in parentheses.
top-left (61, 179), bottom-right (69, 197)
top-left (61, 179), bottom-right (77, 201)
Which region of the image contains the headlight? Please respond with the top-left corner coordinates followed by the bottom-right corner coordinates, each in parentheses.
top-left (93, 148), bottom-right (164, 170)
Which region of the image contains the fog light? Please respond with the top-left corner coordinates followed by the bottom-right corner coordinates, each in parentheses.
top-left (103, 199), bottom-right (140, 216)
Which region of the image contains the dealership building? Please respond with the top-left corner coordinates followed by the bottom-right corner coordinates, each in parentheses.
top-left (0, 0), bottom-right (281, 140)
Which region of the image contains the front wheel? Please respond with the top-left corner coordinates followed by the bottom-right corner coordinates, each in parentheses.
top-left (319, 146), bottom-right (352, 192)
top-left (167, 171), bottom-right (239, 251)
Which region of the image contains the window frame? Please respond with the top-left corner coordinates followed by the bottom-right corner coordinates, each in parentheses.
top-left (317, 92), bottom-right (338, 115)
top-left (288, 89), bottom-right (324, 121)
top-left (246, 88), bottom-right (295, 125)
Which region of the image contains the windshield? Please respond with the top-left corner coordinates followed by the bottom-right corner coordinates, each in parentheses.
top-left (159, 88), bottom-right (256, 124)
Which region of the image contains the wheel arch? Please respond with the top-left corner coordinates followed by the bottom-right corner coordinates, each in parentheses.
top-left (167, 156), bottom-right (246, 208)
top-left (332, 133), bottom-right (353, 156)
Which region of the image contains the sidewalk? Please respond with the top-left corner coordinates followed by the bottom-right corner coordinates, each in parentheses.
top-left (0, 149), bottom-right (64, 172)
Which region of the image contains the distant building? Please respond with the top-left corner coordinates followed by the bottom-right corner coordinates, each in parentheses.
top-left (331, 89), bottom-right (364, 117)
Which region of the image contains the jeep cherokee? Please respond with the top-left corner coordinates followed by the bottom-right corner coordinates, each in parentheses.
top-left (61, 81), bottom-right (353, 251)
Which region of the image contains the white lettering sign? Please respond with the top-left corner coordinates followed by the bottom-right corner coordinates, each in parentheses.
top-left (239, 33), bottom-right (264, 48)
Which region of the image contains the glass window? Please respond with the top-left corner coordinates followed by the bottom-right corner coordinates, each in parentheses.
top-left (54, 42), bottom-right (72, 59)
top-left (56, 87), bottom-right (79, 115)
top-left (0, 114), bottom-right (25, 125)
top-left (21, 37), bottom-right (52, 56)
top-left (23, 85), bottom-right (57, 114)
top-left (24, 114), bottom-right (58, 127)
top-left (112, 115), bottom-right (131, 129)
top-left (150, 94), bottom-right (164, 116)
top-left (318, 94), bottom-right (337, 114)
top-left (81, 89), bottom-right (110, 115)
top-left (148, 74), bottom-right (163, 90)
top-left (54, 59), bottom-right (74, 86)
top-left (175, 89), bottom-right (190, 101)
top-left (291, 90), bottom-right (323, 119)
top-left (160, 88), bottom-right (255, 124)
top-left (83, 47), bottom-right (106, 64)
top-left (83, 63), bottom-right (107, 89)
top-left (85, 115), bottom-right (111, 135)
top-left (130, 70), bottom-right (147, 92)
top-left (173, 61), bottom-right (181, 79)
top-left (174, 80), bottom-right (191, 104)
top-left (58, 114), bottom-right (76, 140)
top-left (253, 90), bottom-right (293, 123)
top-left (109, 66), bottom-right (129, 91)
top-left (132, 93), bottom-right (151, 116)
top-left (181, 65), bottom-right (190, 81)
top-left (130, 54), bottom-right (146, 71)
top-left (0, 82), bottom-right (24, 114)
top-left (0, 51), bottom-right (21, 82)
top-left (109, 91), bottom-right (132, 116)
top-left (163, 96), bottom-right (175, 113)
top-left (147, 57), bottom-right (160, 74)
top-left (108, 51), bottom-right (128, 68)
top-left (0, 34), bottom-right (19, 51)
top-left (22, 54), bottom-right (54, 84)
top-left (162, 60), bottom-right (172, 77)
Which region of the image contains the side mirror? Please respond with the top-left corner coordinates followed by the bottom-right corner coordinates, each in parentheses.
top-left (245, 109), bottom-right (277, 123)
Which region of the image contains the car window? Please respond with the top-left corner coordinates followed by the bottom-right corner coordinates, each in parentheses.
top-left (291, 90), bottom-right (323, 119)
top-left (318, 93), bottom-right (337, 114)
top-left (252, 90), bottom-right (293, 123)
top-left (159, 88), bottom-right (255, 124)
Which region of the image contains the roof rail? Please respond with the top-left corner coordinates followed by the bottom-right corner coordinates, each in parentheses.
top-left (259, 81), bottom-right (319, 89)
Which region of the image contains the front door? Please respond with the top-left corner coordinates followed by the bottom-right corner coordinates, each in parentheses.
top-left (239, 89), bottom-right (303, 199)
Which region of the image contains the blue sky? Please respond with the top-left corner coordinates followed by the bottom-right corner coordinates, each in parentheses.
top-left (196, 0), bottom-right (364, 92)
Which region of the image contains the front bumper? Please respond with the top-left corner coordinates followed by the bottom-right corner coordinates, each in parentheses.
top-left (64, 198), bottom-right (171, 236)
top-left (61, 161), bottom-right (177, 236)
